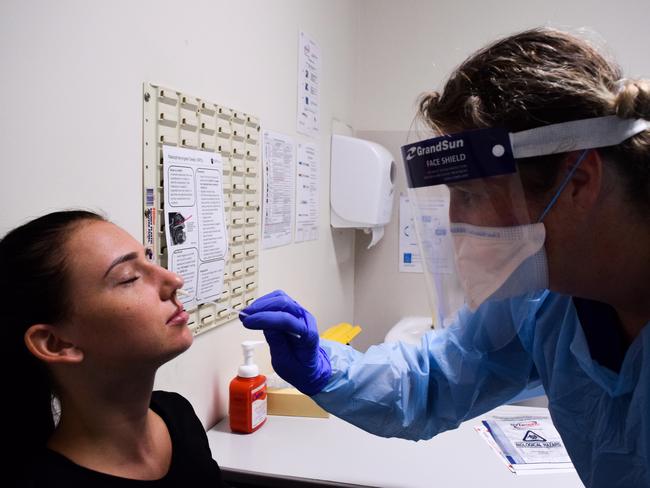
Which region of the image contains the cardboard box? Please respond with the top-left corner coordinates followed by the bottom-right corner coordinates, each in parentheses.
top-left (267, 387), bottom-right (329, 418)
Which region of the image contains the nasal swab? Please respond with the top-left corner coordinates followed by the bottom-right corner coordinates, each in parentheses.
top-left (177, 289), bottom-right (301, 339)
top-left (225, 307), bottom-right (249, 317)
top-left (177, 288), bottom-right (242, 315)
top-left (178, 289), bottom-right (243, 315)
top-left (223, 305), bottom-right (300, 338)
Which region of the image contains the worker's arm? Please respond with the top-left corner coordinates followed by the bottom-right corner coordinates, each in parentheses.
top-left (241, 290), bottom-right (541, 441)
top-left (312, 300), bottom-right (541, 441)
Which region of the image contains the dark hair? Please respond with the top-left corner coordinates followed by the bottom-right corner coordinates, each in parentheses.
top-left (418, 28), bottom-right (650, 212)
top-left (1, 210), bottom-right (105, 475)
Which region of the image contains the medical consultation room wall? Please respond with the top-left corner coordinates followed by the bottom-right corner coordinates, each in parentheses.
top-left (2, 0), bottom-right (650, 431)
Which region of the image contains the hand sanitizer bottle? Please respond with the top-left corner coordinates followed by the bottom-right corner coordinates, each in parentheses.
top-left (229, 341), bottom-right (267, 433)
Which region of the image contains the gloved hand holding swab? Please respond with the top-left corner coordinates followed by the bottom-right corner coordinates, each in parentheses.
top-left (177, 289), bottom-right (300, 339)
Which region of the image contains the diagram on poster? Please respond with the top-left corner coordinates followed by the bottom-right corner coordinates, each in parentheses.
top-left (295, 142), bottom-right (319, 243)
top-left (163, 146), bottom-right (227, 310)
top-left (261, 130), bottom-right (295, 249)
top-left (399, 194), bottom-right (423, 273)
top-left (297, 31), bottom-right (321, 137)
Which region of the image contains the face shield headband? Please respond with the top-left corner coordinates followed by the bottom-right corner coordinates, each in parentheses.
top-left (403, 115), bottom-right (650, 191)
top-left (401, 115), bottom-right (650, 327)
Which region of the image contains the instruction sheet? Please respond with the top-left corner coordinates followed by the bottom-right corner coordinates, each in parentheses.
top-left (295, 142), bottom-right (319, 243)
top-left (297, 30), bottom-right (321, 137)
top-left (163, 146), bottom-right (227, 310)
top-left (262, 130), bottom-right (295, 249)
top-left (416, 193), bottom-right (454, 275)
top-left (399, 194), bottom-right (423, 273)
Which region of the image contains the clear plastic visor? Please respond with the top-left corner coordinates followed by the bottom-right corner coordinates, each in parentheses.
top-left (406, 168), bottom-right (538, 330)
top-left (402, 116), bottom-right (650, 335)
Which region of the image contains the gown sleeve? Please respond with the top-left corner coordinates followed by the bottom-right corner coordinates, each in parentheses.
top-left (312, 298), bottom-right (542, 441)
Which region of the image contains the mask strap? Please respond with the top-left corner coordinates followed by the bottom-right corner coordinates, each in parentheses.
top-left (537, 149), bottom-right (591, 223)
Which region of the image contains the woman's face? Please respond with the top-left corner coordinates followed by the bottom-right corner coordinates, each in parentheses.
top-left (60, 220), bottom-right (193, 371)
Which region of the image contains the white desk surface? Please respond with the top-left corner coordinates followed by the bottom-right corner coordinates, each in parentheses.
top-left (208, 405), bottom-right (585, 488)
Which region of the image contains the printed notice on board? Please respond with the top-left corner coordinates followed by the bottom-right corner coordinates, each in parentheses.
top-left (295, 142), bottom-right (319, 243)
top-left (399, 195), bottom-right (422, 273)
top-left (163, 146), bottom-right (227, 310)
top-left (262, 130), bottom-right (295, 249)
top-left (297, 31), bottom-right (321, 137)
top-left (417, 193), bottom-right (454, 275)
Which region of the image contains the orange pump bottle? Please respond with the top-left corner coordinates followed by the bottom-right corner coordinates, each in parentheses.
top-left (229, 341), bottom-right (267, 434)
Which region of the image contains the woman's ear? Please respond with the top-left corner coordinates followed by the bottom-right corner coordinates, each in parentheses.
top-left (24, 324), bottom-right (84, 364)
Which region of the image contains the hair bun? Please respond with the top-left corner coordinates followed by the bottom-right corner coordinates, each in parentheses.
top-left (615, 79), bottom-right (650, 119)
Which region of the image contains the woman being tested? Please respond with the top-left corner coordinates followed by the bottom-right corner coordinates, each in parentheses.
top-left (241, 28), bottom-right (650, 487)
top-left (3, 211), bottom-right (226, 486)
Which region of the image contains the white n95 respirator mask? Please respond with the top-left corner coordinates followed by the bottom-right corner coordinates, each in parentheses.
top-left (450, 222), bottom-right (548, 311)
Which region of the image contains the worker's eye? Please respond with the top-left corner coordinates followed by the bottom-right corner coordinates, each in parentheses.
top-left (452, 188), bottom-right (480, 206)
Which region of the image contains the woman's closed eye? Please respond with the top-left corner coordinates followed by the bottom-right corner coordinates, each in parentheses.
top-left (119, 276), bottom-right (140, 286)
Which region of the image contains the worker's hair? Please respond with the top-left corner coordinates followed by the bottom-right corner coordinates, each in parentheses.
top-left (418, 28), bottom-right (650, 212)
top-left (1, 210), bottom-right (106, 478)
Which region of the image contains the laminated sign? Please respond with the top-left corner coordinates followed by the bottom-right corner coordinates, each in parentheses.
top-left (475, 411), bottom-right (576, 475)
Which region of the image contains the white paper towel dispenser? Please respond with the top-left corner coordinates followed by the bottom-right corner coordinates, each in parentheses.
top-left (330, 134), bottom-right (396, 248)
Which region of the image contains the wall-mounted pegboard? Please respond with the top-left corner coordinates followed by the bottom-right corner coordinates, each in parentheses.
top-left (142, 83), bottom-right (260, 336)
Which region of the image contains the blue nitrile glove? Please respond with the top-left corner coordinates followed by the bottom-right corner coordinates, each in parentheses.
top-left (240, 290), bottom-right (331, 396)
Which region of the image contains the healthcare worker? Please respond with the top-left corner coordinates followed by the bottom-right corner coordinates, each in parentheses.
top-left (241, 28), bottom-right (650, 488)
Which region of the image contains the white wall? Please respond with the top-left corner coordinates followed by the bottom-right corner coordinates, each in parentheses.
top-left (351, 0), bottom-right (650, 350)
top-left (0, 0), bottom-right (359, 428)
top-left (351, 129), bottom-right (431, 350)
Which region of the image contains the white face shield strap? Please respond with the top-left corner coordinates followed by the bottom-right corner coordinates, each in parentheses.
top-left (401, 115), bottom-right (650, 328)
top-left (403, 115), bottom-right (650, 189)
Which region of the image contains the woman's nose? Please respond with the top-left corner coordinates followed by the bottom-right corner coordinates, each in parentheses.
top-left (159, 267), bottom-right (184, 298)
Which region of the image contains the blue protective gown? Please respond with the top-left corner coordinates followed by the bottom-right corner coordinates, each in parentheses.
top-left (312, 291), bottom-right (650, 488)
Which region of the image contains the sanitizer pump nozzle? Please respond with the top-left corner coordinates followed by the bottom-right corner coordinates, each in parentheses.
top-left (238, 340), bottom-right (264, 378)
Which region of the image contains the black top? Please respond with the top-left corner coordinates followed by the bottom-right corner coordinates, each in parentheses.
top-left (17, 391), bottom-right (227, 487)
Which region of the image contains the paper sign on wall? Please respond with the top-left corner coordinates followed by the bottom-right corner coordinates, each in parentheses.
top-left (262, 130), bottom-right (295, 249)
top-left (162, 146), bottom-right (227, 310)
top-left (399, 194), bottom-right (423, 273)
top-left (295, 142), bottom-right (319, 243)
top-left (297, 31), bottom-right (321, 137)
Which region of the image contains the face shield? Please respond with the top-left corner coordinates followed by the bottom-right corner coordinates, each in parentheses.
top-left (402, 116), bottom-right (650, 332)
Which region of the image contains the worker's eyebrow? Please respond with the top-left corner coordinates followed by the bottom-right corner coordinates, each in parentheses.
top-left (103, 251), bottom-right (139, 279)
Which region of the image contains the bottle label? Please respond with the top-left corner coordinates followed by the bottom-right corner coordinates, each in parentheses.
top-left (251, 382), bottom-right (267, 429)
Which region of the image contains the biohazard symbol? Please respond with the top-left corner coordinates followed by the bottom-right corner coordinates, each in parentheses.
top-left (523, 430), bottom-right (547, 442)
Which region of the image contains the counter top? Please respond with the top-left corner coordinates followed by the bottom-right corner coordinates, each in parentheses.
top-left (208, 405), bottom-right (585, 488)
